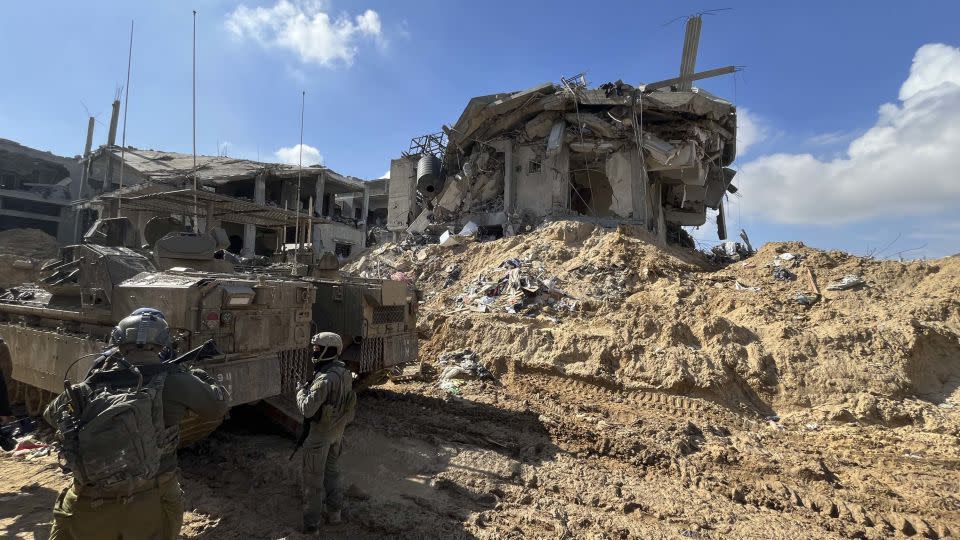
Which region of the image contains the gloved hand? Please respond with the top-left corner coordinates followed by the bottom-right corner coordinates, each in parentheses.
top-left (190, 368), bottom-right (219, 386)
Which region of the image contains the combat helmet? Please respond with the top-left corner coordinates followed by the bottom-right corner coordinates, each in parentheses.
top-left (310, 332), bottom-right (343, 363)
top-left (110, 308), bottom-right (173, 361)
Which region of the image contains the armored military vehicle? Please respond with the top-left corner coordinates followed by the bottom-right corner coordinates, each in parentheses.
top-left (0, 223), bottom-right (315, 441)
top-left (103, 188), bottom-right (420, 397)
top-left (261, 250), bottom-right (418, 390)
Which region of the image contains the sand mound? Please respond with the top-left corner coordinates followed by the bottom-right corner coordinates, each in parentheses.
top-left (0, 228), bottom-right (61, 287)
top-left (0, 228), bottom-right (60, 259)
top-left (351, 221), bottom-right (960, 430)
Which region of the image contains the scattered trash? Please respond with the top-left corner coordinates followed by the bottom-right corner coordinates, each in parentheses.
top-left (826, 274), bottom-right (866, 291)
top-left (437, 349), bottom-right (493, 380)
top-left (438, 380), bottom-right (462, 395)
top-left (778, 253), bottom-right (796, 261)
top-left (735, 280), bottom-right (761, 292)
top-left (795, 293), bottom-right (820, 306)
top-left (439, 230), bottom-right (463, 248)
top-left (11, 436), bottom-right (51, 458)
top-left (444, 264), bottom-right (462, 287)
top-left (1, 417), bottom-right (38, 451)
top-left (390, 271), bottom-right (413, 284)
top-left (805, 422), bottom-right (820, 431)
top-left (772, 267), bottom-right (797, 281)
top-left (457, 258), bottom-right (572, 314)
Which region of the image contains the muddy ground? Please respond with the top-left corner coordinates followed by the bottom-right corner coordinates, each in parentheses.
top-left (3, 376), bottom-right (958, 539)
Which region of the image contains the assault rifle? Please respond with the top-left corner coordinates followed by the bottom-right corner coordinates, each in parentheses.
top-left (164, 339), bottom-right (221, 366)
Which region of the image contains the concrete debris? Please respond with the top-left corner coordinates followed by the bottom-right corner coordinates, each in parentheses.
top-left (826, 274), bottom-right (866, 291)
top-left (457, 258), bottom-right (571, 315)
top-left (386, 72), bottom-right (740, 247)
top-left (709, 241), bottom-right (755, 264)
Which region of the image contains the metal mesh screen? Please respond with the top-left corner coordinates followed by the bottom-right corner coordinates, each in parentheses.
top-left (372, 306), bottom-right (406, 325)
top-left (359, 338), bottom-right (384, 373)
top-left (278, 347), bottom-right (311, 396)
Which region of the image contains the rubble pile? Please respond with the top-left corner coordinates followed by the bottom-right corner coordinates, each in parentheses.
top-left (0, 228), bottom-right (60, 259)
top-left (0, 228), bottom-right (61, 287)
top-left (387, 220), bottom-right (960, 430)
top-left (392, 75), bottom-right (740, 244)
top-left (454, 257), bottom-right (575, 315)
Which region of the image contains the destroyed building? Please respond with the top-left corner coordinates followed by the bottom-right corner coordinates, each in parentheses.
top-left (387, 77), bottom-right (739, 245)
top-left (0, 138), bottom-right (82, 242)
top-left (81, 147), bottom-right (373, 259)
top-left (387, 16), bottom-right (739, 245)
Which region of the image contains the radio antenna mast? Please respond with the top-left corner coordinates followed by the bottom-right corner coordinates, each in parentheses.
top-left (294, 90), bottom-right (305, 263)
top-left (118, 20), bottom-right (134, 217)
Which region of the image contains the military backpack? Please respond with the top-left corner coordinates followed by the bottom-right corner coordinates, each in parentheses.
top-left (51, 356), bottom-right (179, 492)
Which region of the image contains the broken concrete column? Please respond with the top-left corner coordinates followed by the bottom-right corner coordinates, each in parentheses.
top-left (360, 184), bottom-right (370, 245)
top-left (83, 117), bottom-right (95, 158)
top-left (242, 172), bottom-right (266, 257)
top-left (387, 157), bottom-right (417, 232)
top-left (107, 100), bottom-right (120, 147)
top-left (492, 139), bottom-right (516, 215)
top-left (312, 172), bottom-right (326, 258)
top-left (629, 148), bottom-right (649, 224)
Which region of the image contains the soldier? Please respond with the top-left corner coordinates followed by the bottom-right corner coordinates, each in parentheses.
top-left (44, 308), bottom-right (230, 540)
top-left (296, 332), bottom-right (357, 533)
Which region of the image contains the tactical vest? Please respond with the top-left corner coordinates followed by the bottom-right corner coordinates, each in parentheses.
top-left (311, 361), bottom-right (356, 428)
top-left (52, 360), bottom-right (179, 495)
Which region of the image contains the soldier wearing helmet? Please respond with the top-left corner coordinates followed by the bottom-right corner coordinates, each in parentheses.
top-left (43, 308), bottom-right (229, 540)
top-left (296, 331), bottom-right (357, 533)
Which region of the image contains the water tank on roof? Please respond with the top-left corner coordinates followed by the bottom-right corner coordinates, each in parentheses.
top-left (416, 154), bottom-right (443, 199)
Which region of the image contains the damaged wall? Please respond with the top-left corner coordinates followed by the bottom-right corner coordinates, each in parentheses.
top-left (0, 138), bottom-right (82, 243)
top-left (389, 77), bottom-right (739, 244)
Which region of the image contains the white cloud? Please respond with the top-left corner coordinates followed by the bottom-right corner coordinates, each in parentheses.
top-left (806, 130), bottom-right (860, 147)
top-left (737, 43), bottom-right (960, 225)
top-left (380, 169), bottom-right (390, 179)
top-left (226, 1), bottom-right (382, 67)
top-left (736, 108), bottom-right (765, 157)
top-left (275, 143), bottom-right (323, 165)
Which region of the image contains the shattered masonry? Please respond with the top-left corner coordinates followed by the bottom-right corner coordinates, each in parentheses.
top-left (0, 138), bottom-right (82, 243)
top-left (79, 147), bottom-right (381, 260)
top-left (387, 75), bottom-right (739, 245)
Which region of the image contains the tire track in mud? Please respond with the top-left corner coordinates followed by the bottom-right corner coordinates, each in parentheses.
top-left (501, 370), bottom-right (957, 538)
top-left (675, 470), bottom-right (956, 539)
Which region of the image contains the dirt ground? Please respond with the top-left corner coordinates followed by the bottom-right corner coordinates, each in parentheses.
top-left (3, 222), bottom-right (959, 538)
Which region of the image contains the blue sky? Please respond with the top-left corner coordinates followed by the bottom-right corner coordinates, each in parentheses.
top-left (2, 1), bottom-right (958, 257)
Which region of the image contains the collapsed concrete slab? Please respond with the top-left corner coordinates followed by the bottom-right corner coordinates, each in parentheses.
top-left (386, 16), bottom-right (740, 246)
top-left (386, 78), bottom-right (739, 245)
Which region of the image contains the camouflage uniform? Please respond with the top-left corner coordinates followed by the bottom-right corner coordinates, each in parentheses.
top-left (296, 358), bottom-right (355, 529)
top-left (44, 360), bottom-right (229, 540)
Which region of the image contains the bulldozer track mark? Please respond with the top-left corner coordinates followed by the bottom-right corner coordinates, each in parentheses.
top-left (511, 368), bottom-right (762, 431)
